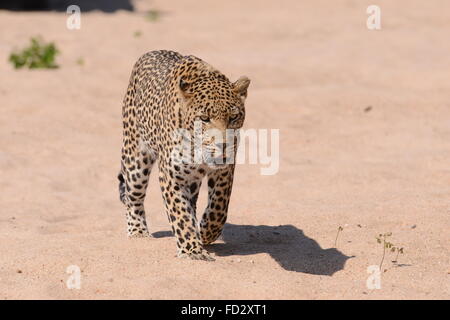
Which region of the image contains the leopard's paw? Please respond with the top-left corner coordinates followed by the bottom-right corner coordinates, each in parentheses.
top-left (128, 229), bottom-right (152, 238)
top-left (177, 250), bottom-right (215, 261)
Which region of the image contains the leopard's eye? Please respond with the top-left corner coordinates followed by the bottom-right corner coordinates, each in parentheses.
top-left (229, 114), bottom-right (239, 122)
top-left (200, 115), bottom-right (210, 122)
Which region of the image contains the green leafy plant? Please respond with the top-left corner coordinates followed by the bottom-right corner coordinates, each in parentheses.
top-left (392, 247), bottom-right (404, 264)
top-left (76, 57), bottom-right (84, 66)
top-left (376, 232), bottom-right (404, 270)
top-left (134, 30), bottom-right (142, 38)
top-left (9, 37), bottom-right (59, 69)
top-left (145, 9), bottom-right (161, 22)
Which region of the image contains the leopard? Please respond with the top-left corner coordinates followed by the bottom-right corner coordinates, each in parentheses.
top-left (118, 50), bottom-right (250, 261)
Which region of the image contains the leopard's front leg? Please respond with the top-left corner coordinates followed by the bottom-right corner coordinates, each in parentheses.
top-left (199, 165), bottom-right (235, 245)
top-left (158, 166), bottom-right (214, 261)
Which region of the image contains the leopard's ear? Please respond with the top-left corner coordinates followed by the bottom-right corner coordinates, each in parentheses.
top-left (233, 76), bottom-right (250, 99)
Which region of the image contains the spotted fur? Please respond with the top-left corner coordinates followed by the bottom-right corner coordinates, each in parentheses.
top-left (118, 50), bottom-right (250, 261)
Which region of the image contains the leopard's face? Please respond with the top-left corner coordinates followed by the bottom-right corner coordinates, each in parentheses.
top-left (178, 75), bottom-right (250, 167)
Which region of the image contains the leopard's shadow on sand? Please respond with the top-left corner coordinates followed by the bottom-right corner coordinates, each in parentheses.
top-left (153, 224), bottom-right (352, 275)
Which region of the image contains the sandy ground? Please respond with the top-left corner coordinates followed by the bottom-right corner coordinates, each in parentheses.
top-left (0, 0), bottom-right (449, 299)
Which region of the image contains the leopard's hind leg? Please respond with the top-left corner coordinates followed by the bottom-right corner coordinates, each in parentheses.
top-left (119, 146), bottom-right (156, 237)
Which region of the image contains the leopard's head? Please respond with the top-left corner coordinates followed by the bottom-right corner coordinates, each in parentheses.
top-left (175, 58), bottom-right (250, 167)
